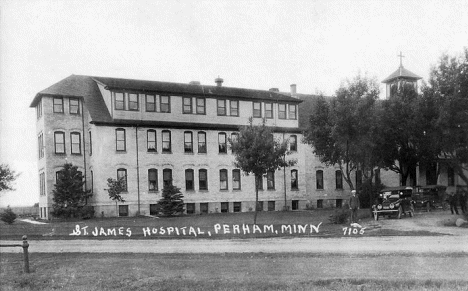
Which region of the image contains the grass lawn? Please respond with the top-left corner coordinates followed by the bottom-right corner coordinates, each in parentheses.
top-left (1, 253), bottom-right (467, 291)
top-left (0, 209), bottom-right (447, 241)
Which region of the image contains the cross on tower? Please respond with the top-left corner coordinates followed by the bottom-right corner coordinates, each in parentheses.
top-left (398, 51), bottom-right (405, 67)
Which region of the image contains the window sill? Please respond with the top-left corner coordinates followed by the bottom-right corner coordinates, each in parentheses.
top-left (149, 190), bottom-right (159, 193)
top-left (267, 188), bottom-right (276, 191)
top-left (147, 151), bottom-right (158, 154)
top-left (220, 189), bottom-right (229, 192)
top-left (184, 152), bottom-right (194, 155)
top-left (71, 153), bottom-right (82, 156)
top-left (162, 151), bottom-right (172, 154)
top-left (197, 152), bottom-right (207, 155)
top-left (185, 189), bottom-right (195, 192)
top-left (115, 151), bottom-right (127, 154)
top-left (218, 152), bottom-right (228, 155)
top-left (55, 153), bottom-right (66, 155)
top-left (316, 189), bottom-right (324, 191)
top-left (291, 188), bottom-right (299, 191)
top-left (198, 189), bottom-right (209, 192)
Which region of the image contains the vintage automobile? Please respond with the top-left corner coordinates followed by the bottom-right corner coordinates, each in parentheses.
top-left (372, 186), bottom-right (414, 220)
top-left (412, 185), bottom-right (448, 212)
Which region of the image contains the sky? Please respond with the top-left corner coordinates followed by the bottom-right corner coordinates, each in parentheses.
top-left (0, 0), bottom-right (467, 206)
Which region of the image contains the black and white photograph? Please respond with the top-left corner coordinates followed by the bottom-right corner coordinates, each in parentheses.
top-left (1, 0), bottom-right (467, 290)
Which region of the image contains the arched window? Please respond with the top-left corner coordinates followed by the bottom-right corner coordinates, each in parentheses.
top-left (184, 131), bottom-right (193, 153)
top-left (199, 169), bottom-right (208, 190)
top-left (147, 130), bottom-right (157, 152)
top-left (163, 169), bottom-right (172, 187)
top-left (162, 130), bottom-right (171, 153)
top-left (267, 171), bottom-right (275, 189)
top-left (218, 133), bottom-right (227, 153)
top-left (289, 135), bottom-right (297, 152)
top-left (148, 169), bottom-right (158, 191)
top-left (291, 170), bottom-right (299, 190)
top-left (230, 133), bottom-right (239, 153)
top-left (335, 170), bottom-right (343, 189)
top-left (70, 132), bottom-right (81, 154)
top-left (115, 128), bottom-right (126, 151)
top-left (232, 169), bottom-right (241, 190)
top-left (185, 169), bottom-right (194, 190)
top-left (220, 169), bottom-right (228, 190)
top-left (54, 131), bottom-right (65, 154)
top-left (316, 170), bottom-right (323, 190)
top-left (198, 132), bottom-right (207, 153)
top-left (117, 168), bottom-right (127, 192)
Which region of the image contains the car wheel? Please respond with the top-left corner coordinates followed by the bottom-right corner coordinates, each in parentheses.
top-left (426, 202), bottom-right (430, 212)
top-left (397, 206), bottom-right (402, 219)
top-left (373, 211), bottom-right (379, 221)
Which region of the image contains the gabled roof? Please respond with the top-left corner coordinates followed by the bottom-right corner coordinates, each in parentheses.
top-left (92, 76), bottom-right (302, 103)
top-left (382, 66), bottom-right (422, 83)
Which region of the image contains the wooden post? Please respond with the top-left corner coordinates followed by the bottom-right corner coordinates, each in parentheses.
top-left (22, 235), bottom-right (30, 273)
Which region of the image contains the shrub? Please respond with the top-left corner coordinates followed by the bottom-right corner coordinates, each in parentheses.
top-left (158, 184), bottom-right (184, 217)
top-left (0, 206), bottom-right (17, 224)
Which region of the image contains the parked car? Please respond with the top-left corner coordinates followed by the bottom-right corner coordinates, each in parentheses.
top-left (372, 186), bottom-right (414, 220)
top-left (412, 185), bottom-right (448, 212)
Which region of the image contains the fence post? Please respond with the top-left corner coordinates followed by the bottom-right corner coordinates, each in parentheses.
top-left (22, 235), bottom-right (30, 273)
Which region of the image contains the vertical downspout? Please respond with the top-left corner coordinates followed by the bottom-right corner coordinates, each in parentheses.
top-left (283, 132), bottom-right (287, 211)
top-left (135, 126), bottom-right (141, 215)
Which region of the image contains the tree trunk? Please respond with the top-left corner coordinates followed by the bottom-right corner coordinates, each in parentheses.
top-left (254, 175), bottom-right (259, 225)
top-left (115, 201), bottom-right (118, 217)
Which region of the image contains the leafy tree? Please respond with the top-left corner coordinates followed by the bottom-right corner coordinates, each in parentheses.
top-left (158, 184), bottom-right (184, 216)
top-left (106, 177), bottom-right (127, 216)
top-left (0, 164), bottom-right (19, 193)
top-left (304, 75), bottom-right (380, 190)
top-left (424, 48), bottom-right (468, 185)
top-left (0, 206), bottom-right (17, 224)
top-left (230, 118), bottom-right (296, 224)
top-left (51, 163), bottom-right (92, 218)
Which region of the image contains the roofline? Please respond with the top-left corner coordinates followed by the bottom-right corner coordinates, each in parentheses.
top-left (91, 119), bottom-right (304, 133)
top-left (30, 93), bottom-right (84, 107)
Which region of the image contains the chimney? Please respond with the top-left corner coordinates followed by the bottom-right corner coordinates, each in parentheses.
top-left (189, 81), bottom-right (201, 85)
top-left (290, 84), bottom-right (297, 95)
top-left (269, 88), bottom-right (279, 92)
top-left (215, 76), bottom-right (224, 87)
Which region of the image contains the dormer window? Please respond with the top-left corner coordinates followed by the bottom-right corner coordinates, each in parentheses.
top-left (128, 93), bottom-right (139, 111)
top-left (115, 93), bottom-right (125, 110)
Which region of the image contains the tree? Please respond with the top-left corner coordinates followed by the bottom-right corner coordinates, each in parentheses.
top-left (51, 163), bottom-right (92, 218)
top-left (0, 164), bottom-right (19, 193)
top-left (0, 206), bottom-right (17, 224)
top-left (424, 48), bottom-right (468, 186)
top-left (106, 177), bottom-right (127, 216)
top-left (230, 118), bottom-right (296, 224)
top-left (158, 184), bottom-right (184, 216)
top-left (304, 75), bottom-right (380, 191)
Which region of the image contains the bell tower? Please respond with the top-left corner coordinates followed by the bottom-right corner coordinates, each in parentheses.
top-left (382, 52), bottom-right (422, 99)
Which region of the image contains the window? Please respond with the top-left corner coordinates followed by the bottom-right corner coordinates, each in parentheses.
top-left (336, 170), bottom-right (343, 189)
top-left (257, 201), bottom-right (264, 211)
top-left (148, 169), bottom-right (158, 191)
top-left (257, 175), bottom-right (263, 190)
top-left (336, 199), bottom-right (343, 208)
top-left (356, 170), bottom-right (362, 190)
top-left (56, 171), bottom-right (63, 183)
top-left (253, 102), bottom-right (262, 118)
top-left (198, 132), bottom-right (207, 153)
top-left (115, 93), bottom-right (125, 110)
top-left (90, 170), bottom-right (94, 194)
top-left (54, 131), bottom-right (65, 154)
top-left (233, 202), bottom-right (241, 212)
top-left (267, 171), bottom-right (275, 189)
top-left (289, 104), bottom-right (297, 119)
top-left (230, 133), bottom-right (239, 153)
top-left (119, 205), bottom-right (128, 217)
top-left (183, 97), bottom-right (192, 114)
top-left (38, 133), bottom-right (44, 159)
top-left (163, 169), bottom-right (172, 187)
top-left (265, 103), bottom-right (273, 119)
top-left (69, 98), bottom-right (80, 114)
top-left (115, 129), bottom-right (126, 151)
top-left (200, 203), bottom-right (208, 214)
top-left (289, 135), bottom-right (297, 152)
top-left (147, 130), bottom-right (156, 152)
top-left (146, 95), bottom-right (156, 112)
top-left (218, 133), bottom-right (227, 153)
top-left (36, 99), bottom-right (42, 119)
top-left (162, 130), bottom-right (171, 153)
top-left (160, 96), bottom-right (170, 113)
top-left (128, 93), bottom-right (139, 111)
top-left (117, 168), bottom-right (127, 192)
top-left (233, 169), bottom-right (241, 190)
top-left (186, 203), bottom-right (195, 214)
top-left (53, 97), bottom-right (64, 113)
top-left (185, 169), bottom-right (194, 190)
top-left (292, 200), bottom-right (299, 210)
top-left (89, 131), bottom-right (92, 156)
top-left (199, 169), bottom-right (208, 190)
top-left (230, 100), bottom-right (239, 116)
top-left (316, 170), bottom-right (323, 190)
top-left (448, 167), bottom-right (455, 186)
top-left (150, 204), bottom-right (159, 215)
top-left (217, 99), bottom-right (226, 116)
top-left (317, 199), bottom-right (323, 208)
top-left (70, 132), bottom-right (81, 154)
top-left (278, 104), bottom-right (287, 119)
top-left (221, 202), bottom-right (229, 213)
top-left (291, 170), bottom-right (299, 190)
top-left (184, 131), bottom-right (193, 153)
top-left (268, 201), bottom-right (275, 211)
top-left (39, 172), bottom-right (45, 196)
top-left (220, 169), bottom-right (228, 190)
top-left (196, 98), bottom-right (205, 114)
